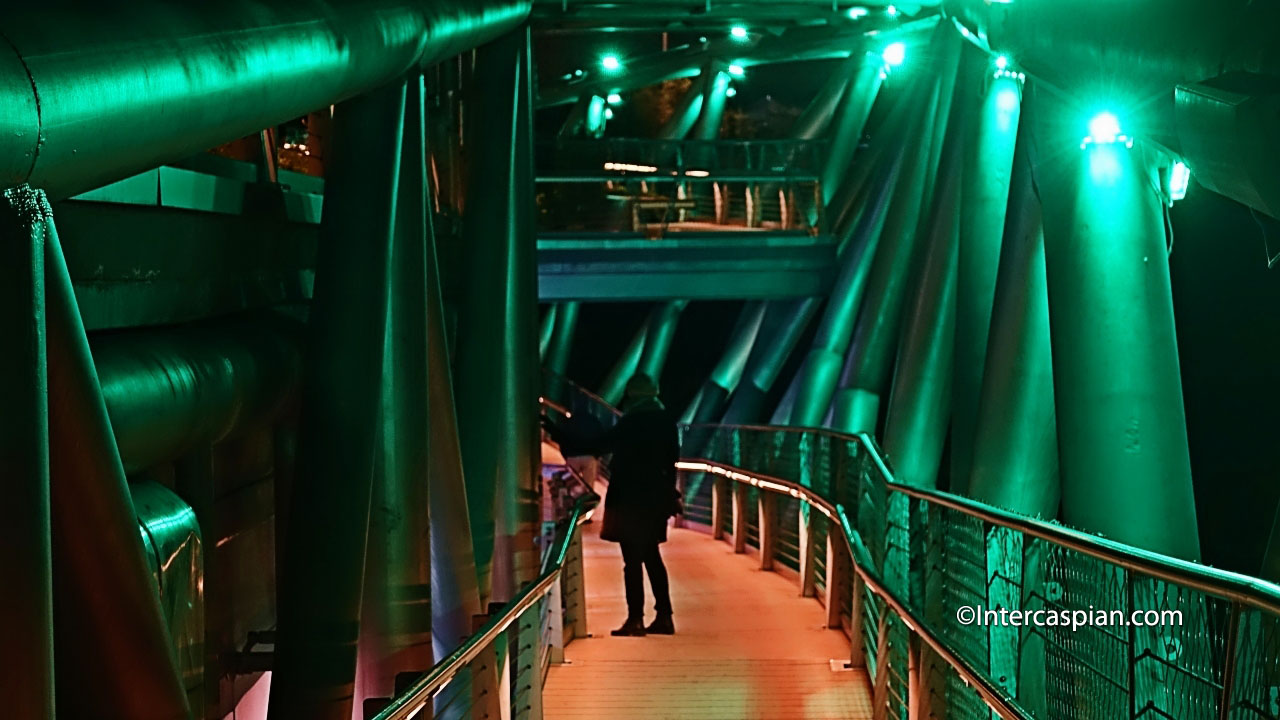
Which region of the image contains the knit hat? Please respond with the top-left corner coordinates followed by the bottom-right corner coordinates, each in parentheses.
top-left (624, 373), bottom-right (659, 398)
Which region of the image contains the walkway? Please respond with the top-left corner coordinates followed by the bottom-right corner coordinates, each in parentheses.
top-left (543, 521), bottom-right (873, 720)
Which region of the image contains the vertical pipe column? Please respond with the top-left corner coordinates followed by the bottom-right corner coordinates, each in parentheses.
top-left (721, 297), bottom-right (823, 425)
top-left (545, 302), bottom-right (579, 378)
top-left (455, 27), bottom-right (541, 605)
top-left (968, 131), bottom-right (1059, 517)
top-left (822, 57), bottom-right (885, 206)
top-left (829, 88), bottom-right (942, 433)
top-left (354, 74), bottom-right (434, 715)
top-left (269, 80), bottom-right (405, 720)
top-left (658, 73), bottom-right (707, 141)
top-left (598, 319), bottom-right (650, 406)
top-left (690, 68), bottom-right (730, 142)
top-left (1032, 93), bottom-right (1200, 561)
top-left (538, 305), bottom-right (557, 360)
top-left (0, 186), bottom-right (53, 720)
top-left (635, 299), bottom-right (688, 385)
top-left (425, 94), bottom-right (495, 718)
top-left (951, 70), bottom-right (1025, 494)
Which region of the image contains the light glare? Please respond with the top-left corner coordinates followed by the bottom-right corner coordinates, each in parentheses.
top-left (1170, 162), bottom-right (1191, 201)
top-left (995, 55), bottom-right (1009, 70)
top-left (1089, 112), bottom-right (1122, 145)
top-left (601, 54), bottom-right (621, 71)
top-left (726, 86), bottom-right (738, 98)
top-left (607, 92), bottom-right (622, 104)
top-left (848, 6), bottom-right (869, 19)
top-left (883, 42), bottom-right (906, 67)
top-left (731, 25), bottom-right (749, 39)
top-left (728, 64), bottom-right (745, 77)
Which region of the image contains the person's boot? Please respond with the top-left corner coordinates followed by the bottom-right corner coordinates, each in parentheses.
top-left (611, 617), bottom-right (647, 637)
top-left (646, 614), bottom-right (674, 635)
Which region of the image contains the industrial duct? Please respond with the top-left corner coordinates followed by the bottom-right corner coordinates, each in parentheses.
top-left (0, 0), bottom-right (531, 199)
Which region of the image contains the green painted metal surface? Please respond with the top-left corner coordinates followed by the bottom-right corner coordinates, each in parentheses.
top-left (269, 80), bottom-right (406, 720)
top-left (1032, 94), bottom-right (1200, 562)
top-left (951, 70), bottom-right (1023, 494)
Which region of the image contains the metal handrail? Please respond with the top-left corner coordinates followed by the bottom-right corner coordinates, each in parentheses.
top-left (683, 422), bottom-right (1280, 618)
top-left (371, 493), bottom-right (596, 720)
top-left (677, 458), bottom-right (1031, 720)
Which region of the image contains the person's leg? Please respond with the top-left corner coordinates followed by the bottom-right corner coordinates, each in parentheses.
top-left (644, 542), bottom-right (673, 615)
top-left (644, 541), bottom-right (675, 634)
top-left (614, 540), bottom-right (647, 635)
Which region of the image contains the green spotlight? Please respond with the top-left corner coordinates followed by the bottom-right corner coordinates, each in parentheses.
top-left (726, 86), bottom-right (738, 98)
top-left (1087, 112), bottom-right (1123, 146)
top-left (887, 4), bottom-right (898, 16)
top-left (995, 55), bottom-right (1009, 70)
top-left (848, 7), bottom-right (869, 19)
top-left (728, 64), bottom-right (745, 77)
top-left (731, 25), bottom-right (749, 40)
top-left (883, 42), bottom-right (906, 67)
top-left (601, 54), bottom-right (621, 72)
top-left (1170, 162), bottom-right (1191, 201)
top-left (604, 107), bottom-right (614, 120)
top-left (607, 92), bottom-right (622, 104)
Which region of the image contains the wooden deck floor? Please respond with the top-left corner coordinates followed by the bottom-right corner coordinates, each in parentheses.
top-left (543, 522), bottom-right (873, 720)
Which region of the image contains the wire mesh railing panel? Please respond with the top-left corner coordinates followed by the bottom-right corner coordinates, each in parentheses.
top-left (674, 422), bottom-right (1280, 720)
top-left (777, 494), bottom-right (802, 572)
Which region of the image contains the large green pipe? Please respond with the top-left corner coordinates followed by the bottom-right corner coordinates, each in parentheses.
top-left (831, 33), bottom-right (956, 433)
top-left (1031, 93), bottom-right (1200, 562)
top-left (92, 317), bottom-right (303, 475)
top-left (43, 193), bottom-right (190, 719)
top-left (269, 80), bottom-right (405, 720)
top-left (720, 297), bottom-right (823, 425)
top-left (355, 73), bottom-right (434, 710)
top-left (879, 67), bottom-right (973, 488)
top-left (967, 131), bottom-right (1058, 518)
top-left (690, 69), bottom-right (731, 141)
top-left (821, 57), bottom-right (885, 206)
top-left (787, 149), bottom-right (904, 427)
top-left (636, 300), bottom-right (689, 385)
top-left (0, 0), bottom-right (530, 199)
top-left (425, 128), bottom-right (483, 664)
top-left (598, 319), bottom-right (650, 406)
top-left (454, 27), bottom-right (540, 604)
top-left (0, 186), bottom-right (53, 720)
top-left (545, 302), bottom-right (579, 378)
top-left (539, 305), bottom-right (557, 359)
top-left (659, 74), bottom-right (708, 140)
top-left (951, 70), bottom-right (1024, 493)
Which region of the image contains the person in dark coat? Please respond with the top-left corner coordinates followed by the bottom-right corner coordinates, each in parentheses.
top-left (543, 373), bottom-right (681, 636)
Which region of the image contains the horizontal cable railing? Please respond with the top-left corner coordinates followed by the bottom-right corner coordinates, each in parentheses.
top-left (370, 493), bottom-right (595, 720)
top-left (680, 423), bottom-right (1280, 720)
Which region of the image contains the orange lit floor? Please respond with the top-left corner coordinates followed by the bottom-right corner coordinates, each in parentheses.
top-left (542, 520), bottom-right (873, 720)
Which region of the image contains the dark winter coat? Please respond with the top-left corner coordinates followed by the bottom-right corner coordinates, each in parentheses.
top-left (551, 398), bottom-right (680, 544)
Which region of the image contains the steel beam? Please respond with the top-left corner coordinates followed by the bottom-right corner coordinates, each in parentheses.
top-left (268, 79), bottom-right (406, 720)
top-left (951, 70), bottom-right (1024, 493)
top-left (0, 186), bottom-right (53, 720)
top-left (1031, 90), bottom-right (1201, 561)
top-left (0, 0), bottom-right (530, 199)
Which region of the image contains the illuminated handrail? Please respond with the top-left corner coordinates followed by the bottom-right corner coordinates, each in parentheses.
top-left (677, 458), bottom-right (1029, 719)
top-left (371, 493), bottom-right (596, 720)
top-left (683, 423), bottom-right (1280, 616)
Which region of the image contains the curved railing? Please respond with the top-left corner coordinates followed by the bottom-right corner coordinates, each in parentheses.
top-left (371, 492), bottom-right (596, 720)
top-left (542, 373), bottom-right (1280, 720)
top-left (682, 423), bottom-right (1280, 720)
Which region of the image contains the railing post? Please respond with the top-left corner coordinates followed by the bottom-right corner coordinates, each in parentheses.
top-left (564, 532), bottom-right (589, 639)
top-left (711, 475), bottom-right (728, 540)
top-left (758, 491), bottom-right (777, 570)
top-left (731, 482), bottom-right (749, 554)
top-left (798, 503), bottom-right (818, 597)
top-left (849, 573), bottom-right (866, 668)
top-left (1218, 602), bottom-right (1242, 720)
top-left (907, 634), bottom-right (922, 720)
top-left (824, 529), bottom-right (847, 629)
top-left (511, 602), bottom-right (544, 720)
top-left (548, 576), bottom-right (566, 664)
